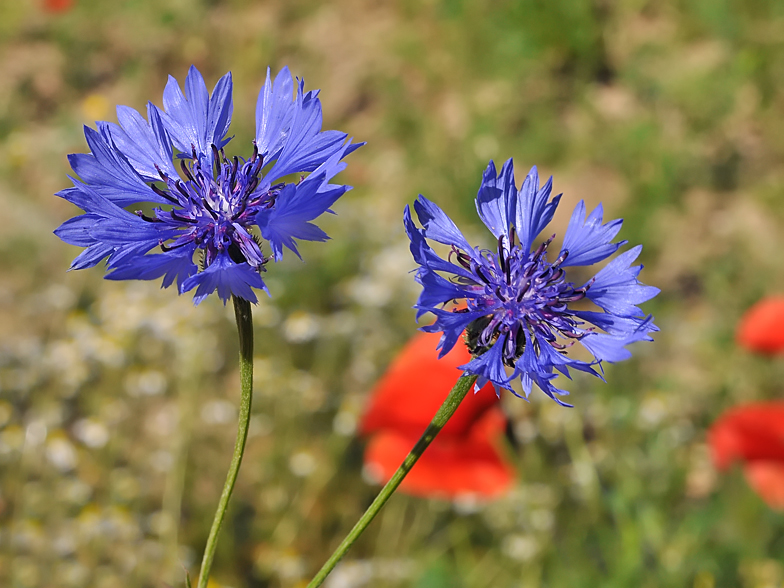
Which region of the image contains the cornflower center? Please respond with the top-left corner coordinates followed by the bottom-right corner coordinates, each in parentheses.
top-left (136, 144), bottom-right (280, 272)
top-left (454, 229), bottom-right (593, 365)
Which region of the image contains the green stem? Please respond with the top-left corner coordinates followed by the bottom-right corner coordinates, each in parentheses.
top-left (197, 296), bottom-right (254, 588)
top-left (307, 373), bottom-right (478, 588)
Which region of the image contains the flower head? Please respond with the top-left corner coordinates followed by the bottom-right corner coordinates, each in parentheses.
top-left (405, 159), bottom-right (658, 405)
top-left (360, 331), bottom-right (514, 499)
top-left (55, 66), bottom-right (362, 304)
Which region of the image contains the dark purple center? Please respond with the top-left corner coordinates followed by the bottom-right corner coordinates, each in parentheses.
top-left (455, 230), bottom-right (593, 364)
top-left (137, 144), bottom-right (280, 271)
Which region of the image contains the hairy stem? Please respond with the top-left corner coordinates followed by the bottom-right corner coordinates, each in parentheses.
top-left (306, 373), bottom-right (478, 588)
top-left (197, 296), bottom-right (254, 588)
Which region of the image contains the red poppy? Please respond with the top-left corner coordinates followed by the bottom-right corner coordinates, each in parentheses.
top-left (43, 0), bottom-right (73, 13)
top-left (360, 331), bottom-right (515, 499)
top-left (736, 297), bottom-right (784, 355)
top-left (709, 402), bottom-right (784, 509)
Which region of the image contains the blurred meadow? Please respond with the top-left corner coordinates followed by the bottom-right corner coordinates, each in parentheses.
top-left (2, 0), bottom-right (784, 586)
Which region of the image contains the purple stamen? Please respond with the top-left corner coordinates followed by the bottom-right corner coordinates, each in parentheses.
top-left (460, 231), bottom-right (596, 365)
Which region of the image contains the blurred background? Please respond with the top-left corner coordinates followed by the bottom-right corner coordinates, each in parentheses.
top-left (2, 0), bottom-right (784, 586)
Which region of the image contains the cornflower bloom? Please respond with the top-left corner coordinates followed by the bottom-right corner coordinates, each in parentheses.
top-left (55, 66), bottom-right (361, 304)
top-left (405, 159), bottom-right (658, 405)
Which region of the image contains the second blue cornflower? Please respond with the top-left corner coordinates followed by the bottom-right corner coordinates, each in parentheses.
top-left (405, 160), bottom-right (659, 406)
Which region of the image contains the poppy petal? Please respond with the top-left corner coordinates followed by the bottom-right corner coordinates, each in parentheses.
top-left (737, 297), bottom-right (784, 354)
top-left (744, 461), bottom-right (784, 510)
top-left (708, 402), bottom-right (784, 470)
top-left (363, 409), bottom-right (514, 499)
top-left (44, 0), bottom-right (73, 13)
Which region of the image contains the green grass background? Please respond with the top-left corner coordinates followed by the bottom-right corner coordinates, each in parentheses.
top-left (2, 0), bottom-right (784, 586)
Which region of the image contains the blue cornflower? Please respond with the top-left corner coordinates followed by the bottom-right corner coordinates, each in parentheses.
top-left (404, 159), bottom-right (659, 406)
top-left (55, 66), bottom-right (362, 304)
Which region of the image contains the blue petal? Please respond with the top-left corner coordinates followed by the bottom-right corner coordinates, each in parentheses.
top-left (89, 215), bottom-right (176, 245)
top-left (104, 103), bottom-right (178, 181)
top-left (579, 316), bottom-right (656, 362)
top-left (420, 307), bottom-right (487, 357)
top-left (475, 158), bottom-right (516, 241)
top-left (404, 204), bottom-right (430, 268)
top-left (255, 66), bottom-right (296, 163)
top-left (573, 310), bottom-right (659, 336)
top-left (54, 214), bottom-right (102, 247)
top-left (94, 241), bottom-right (156, 271)
top-left (511, 332), bottom-right (573, 406)
top-left (105, 241), bottom-right (160, 269)
top-left (403, 206), bottom-right (474, 281)
top-left (57, 182), bottom-right (176, 248)
top-left (161, 66), bottom-right (233, 161)
top-left (55, 190), bottom-right (157, 271)
top-left (56, 183), bottom-right (119, 216)
top-left (181, 252), bottom-right (269, 305)
top-left (205, 72), bottom-right (234, 154)
top-left (256, 146), bottom-right (351, 261)
top-left (534, 335), bottom-right (601, 380)
top-left (459, 337), bottom-right (513, 392)
top-left (262, 77), bottom-right (362, 182)
top-left (586, 245), bottom-right (660, 318)
top-left (415, 270), bottom-right (483, 318)
top-left (559, 201), bottom-right (626, 267)
top-left (70, 242), bottom-right (114, 270)
top-left (106, 246), bottom-right (198, 290)
top-left (68, 126), bottom-right (168, 206)
top-left (412, 195), bottom-right (474, 254)
top-left (514, 166), bottom-right (562, 252)
top-left (232, 224), bottom-right (265, 267)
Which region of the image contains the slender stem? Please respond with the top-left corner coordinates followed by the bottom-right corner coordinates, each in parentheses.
top-left (306, 373), bottom-right (478, 588)
top-left (197, 296), bottom-right (254, 588)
